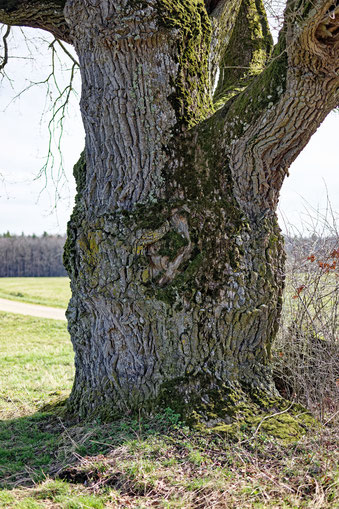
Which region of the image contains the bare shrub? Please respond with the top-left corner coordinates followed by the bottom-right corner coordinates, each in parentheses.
top-left (274, 206), bottom-right (339, 422)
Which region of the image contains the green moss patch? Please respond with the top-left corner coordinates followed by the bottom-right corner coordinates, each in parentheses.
top-left (158, 231), bottom-right (189, 261)
top-left (159, 374), bottom-right (317, 443)
top-left (157, 0), bottom-right (213, 128)
top-left (214, 0), bottom-right (273, 108)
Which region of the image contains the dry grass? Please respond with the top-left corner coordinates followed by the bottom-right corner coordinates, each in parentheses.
top-left (1, 415), bottom-right (338, 508)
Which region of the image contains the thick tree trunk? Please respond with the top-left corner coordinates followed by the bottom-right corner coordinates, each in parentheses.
top-left (1, 0), bottom-right (338, 426)
top-left (62, 0), bottom-right (287, 422)
top-left (65, 148), bottom-right (285, 421)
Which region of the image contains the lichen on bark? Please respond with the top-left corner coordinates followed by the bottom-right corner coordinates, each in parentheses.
top-left (63, 152), bottom-right (86, 278)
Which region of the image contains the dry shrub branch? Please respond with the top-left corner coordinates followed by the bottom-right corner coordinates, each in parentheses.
top-left (274, 204), bottom-right (339, 422)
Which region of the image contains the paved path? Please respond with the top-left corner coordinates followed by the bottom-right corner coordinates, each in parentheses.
top-left (0, 298), bottom-right (67, 321)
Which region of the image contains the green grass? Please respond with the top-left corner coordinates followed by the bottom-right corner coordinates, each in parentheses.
top-left (0, 413), bottom-right (338, 507)
top-left (0, 278), bottom-right (71, 308)
top-left (0, 312), bottom-right (74, 419)
top-left (0, 306), bottom-right (338, 507)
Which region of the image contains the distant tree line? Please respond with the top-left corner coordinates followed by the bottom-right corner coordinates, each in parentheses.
top-left (0, 232), bottom-right (336, 278)
top-left (0, 233), bottom-right (67, 277)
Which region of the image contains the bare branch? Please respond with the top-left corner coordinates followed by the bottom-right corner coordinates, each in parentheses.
top-left (0, 23), bottom-right (10, 71)
top-left (1, 27), bottom-right (80, 208)
top-left (56, 39), bottom-right (79, 67)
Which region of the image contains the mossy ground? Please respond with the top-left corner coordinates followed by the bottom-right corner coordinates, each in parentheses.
top-left (159, 375), bottom-right (317, 445)
top-left (1, 410), bottom-right (338, 508)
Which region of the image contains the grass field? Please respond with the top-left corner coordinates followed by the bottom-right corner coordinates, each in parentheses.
top-left (0, 277), bottom-right (71, 308)
top-left (0, 282), bottom-right (338, 507)
top-left (0, 312), bottom-right (73, 420)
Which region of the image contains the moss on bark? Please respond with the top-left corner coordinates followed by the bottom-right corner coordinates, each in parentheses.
top-left (223, 29), bottom-right (287, 140)
top-left (156, 0), bottom-right (213, 128)
top-left (158, 375), bottom-right (316, 443)
top-left (214, 0), bottom-right (273, 108)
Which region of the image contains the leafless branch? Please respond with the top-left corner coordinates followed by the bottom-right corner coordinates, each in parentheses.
top-left (0, 24), bottom-right (10, 72)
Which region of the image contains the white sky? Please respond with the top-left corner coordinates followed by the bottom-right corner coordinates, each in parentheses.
top-left (0, 23), bottom-right (338, 236)
top-left (0, 28), bottom-right (83, 236)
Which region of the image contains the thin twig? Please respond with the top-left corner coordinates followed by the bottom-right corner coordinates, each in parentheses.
top-left (56, 39), bottom-right (79, 67)
top-left (324, 409), bottom-right (339, 426)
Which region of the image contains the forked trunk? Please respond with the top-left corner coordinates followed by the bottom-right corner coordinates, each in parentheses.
top-left (63, 0), bottom-right (287, 421)
top-left (1, 0), bottom-right (333, 426)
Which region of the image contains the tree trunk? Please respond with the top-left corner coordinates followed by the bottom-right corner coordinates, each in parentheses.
top-left (63, 0), bottom-right (285, 421)
top-left (1, 0), bottom-right (338, 425)
top-left (65, 144), bottom-right (285, 421)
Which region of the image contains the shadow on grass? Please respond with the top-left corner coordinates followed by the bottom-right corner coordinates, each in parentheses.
top-left (1, 405), bottom-right (338, 508)
top-left (0, 404), bottom-right (181, 490)
top-left (0, 412), bottom-right (65, 488)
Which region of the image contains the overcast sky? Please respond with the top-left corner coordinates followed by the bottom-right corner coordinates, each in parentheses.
top-left (0, 23), bottom-right (338, 237)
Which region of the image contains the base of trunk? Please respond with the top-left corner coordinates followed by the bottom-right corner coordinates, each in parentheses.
top-left (163, 381), bottom-right (316, 443)
top-left (65, 375), bottom-right (315, 444)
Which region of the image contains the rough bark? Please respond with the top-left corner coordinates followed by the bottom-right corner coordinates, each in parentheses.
top-left (1, 0), bottom-right (338, 426)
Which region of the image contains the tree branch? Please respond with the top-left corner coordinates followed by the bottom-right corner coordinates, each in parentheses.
top-left (213, 0), bottom-right (273, 107)
top-left (208, 0), bottom-right (243, 91)
top-left (0, 0), bottom-right (71, 43)
top-left (220, 0), bottom-right (339, 215)
top-left (0, 23), bottom-right (10, 71)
